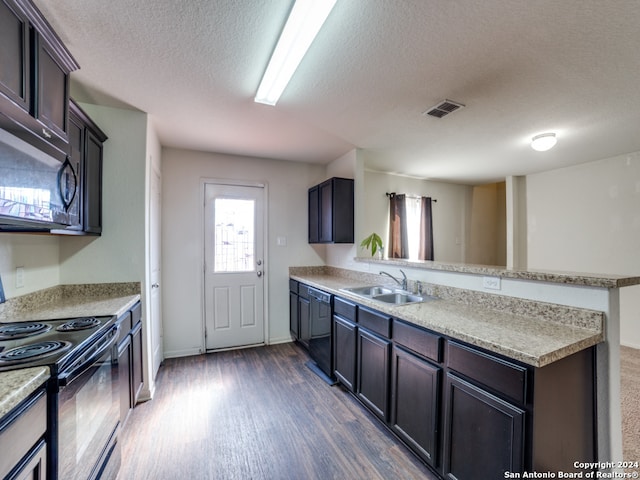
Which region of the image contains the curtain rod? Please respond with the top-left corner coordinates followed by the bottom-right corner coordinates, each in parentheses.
top-left (386, 192), bottom-right (437, 202)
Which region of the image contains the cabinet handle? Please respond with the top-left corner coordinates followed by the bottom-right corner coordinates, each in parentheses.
top-left (257, 271), bottom-right (263, 277)
top-left (42, 128), bottom-right (52, 139)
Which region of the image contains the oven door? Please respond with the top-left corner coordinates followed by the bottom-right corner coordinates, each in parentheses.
top-left (56, 326), bottom-right (120, 480)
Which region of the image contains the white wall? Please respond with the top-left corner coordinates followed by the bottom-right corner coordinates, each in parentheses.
top-left (526, 151), bottom-right (640, 348)
top-left (161, 147), bottom-right (325, 358)
top-left (0, 234), bottom-right (59, 297)
top-left (59, 104), bottom-right (147, 285)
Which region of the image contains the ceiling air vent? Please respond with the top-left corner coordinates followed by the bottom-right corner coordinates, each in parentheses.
top-left (423, 99), bottom-right (465, 118)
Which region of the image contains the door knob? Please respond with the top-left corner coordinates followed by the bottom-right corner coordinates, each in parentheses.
top-left (257, 271), bottom-right (262, 277)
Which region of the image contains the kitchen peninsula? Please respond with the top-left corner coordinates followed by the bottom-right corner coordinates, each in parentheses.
top-left (290, 261), bottom-right (639, 478)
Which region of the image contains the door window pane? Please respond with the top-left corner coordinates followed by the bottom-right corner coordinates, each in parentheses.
top-left (214, 198), bottom-right (255, 272)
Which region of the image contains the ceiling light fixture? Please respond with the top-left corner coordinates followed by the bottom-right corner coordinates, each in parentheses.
top-left (531, 133), bottom-right (557, 152)
top-left (254, 0), bottom-right (337, 106)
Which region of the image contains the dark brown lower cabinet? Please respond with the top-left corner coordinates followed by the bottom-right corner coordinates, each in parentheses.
top-left (391, 345), bottom-right (441, 467)
top-left (442, 373), bottom-right (525, 479)
top-left (118, 333), bottom-right (133, 425)
top-left (131, 320), bottom-right (144, 404)
top-left (118, 301), bottom-right (144, 428)
top-left (314, 293), bottom-right (595, 480)
top-left (357, 327), bottom-right (391, 421)
top-left (333, 315), bottom-right (357, 392)
top-left (0, 390), bottom-right (47, 480)
top-left (289, 290), bottom-right (299, 338)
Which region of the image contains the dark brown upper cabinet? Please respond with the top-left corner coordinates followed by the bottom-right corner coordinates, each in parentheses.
top-left (0, 0), bottom-right (79, 155)
top-left (308, 177), bottom-right (354, 244)
top-left (55, 100), bottom-right (107, 235)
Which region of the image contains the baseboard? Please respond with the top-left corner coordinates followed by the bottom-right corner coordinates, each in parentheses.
top-left (268, 336), bottom-right (295, 345)
top-left (621, 341), bottom-right (640, 350)
top-left (163, 347), bottom-right (202, 359)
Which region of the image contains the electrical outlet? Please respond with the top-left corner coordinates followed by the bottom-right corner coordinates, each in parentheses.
top-left (16, 266), bottom-right (25, 288)
top-left (482, 276), bottom-right (501, 290)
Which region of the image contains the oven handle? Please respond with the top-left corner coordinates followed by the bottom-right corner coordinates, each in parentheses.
top-left (57, 323), bottom-right (120, 388)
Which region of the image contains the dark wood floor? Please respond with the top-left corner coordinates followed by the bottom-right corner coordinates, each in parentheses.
top-left (116, 342), bottom-right (439, 480)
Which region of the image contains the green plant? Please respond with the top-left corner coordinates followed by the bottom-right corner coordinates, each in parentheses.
top-left (360, 232), bottom-right (384, 257)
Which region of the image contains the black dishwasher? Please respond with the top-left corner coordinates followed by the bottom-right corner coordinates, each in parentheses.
top-left (307, 286), bottom-right (334, 382)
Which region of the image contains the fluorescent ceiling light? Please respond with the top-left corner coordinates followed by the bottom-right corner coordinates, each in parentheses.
top-left (254, 0), bottom-right (337, 106)
top-left (531, 132), bottom-right (557, 152)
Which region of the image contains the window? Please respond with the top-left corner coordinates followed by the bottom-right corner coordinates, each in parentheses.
top-left (213, 198), bottom-right (255, 273)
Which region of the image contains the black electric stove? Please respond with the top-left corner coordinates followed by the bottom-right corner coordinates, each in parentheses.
top-left (0, 315), bottom-right (116, 373)
top-left (0, 314), bottom-right (121, 480)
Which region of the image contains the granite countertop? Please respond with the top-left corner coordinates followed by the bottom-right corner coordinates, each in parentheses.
top-left (0, 367), bottom-right (49, 419)
top-left (0, 282), bottom-right (141, 322)
top-left (355, 257), bottom-right (640, 288)
top-left (290, 268), bottom-right (604, 368)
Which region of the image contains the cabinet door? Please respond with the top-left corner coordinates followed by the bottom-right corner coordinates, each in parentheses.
top-left (298, 296), bottom-right (310, 349)
top-left (319, 180), bottom-right (333, 243)
top-left (330, 178), bottom-right (354, 243)
top-left (308, 186), bottom-right (319, 243)
top-left (0, 0), bottom-right (30, 111)
top-left (83, 129), bottom-right (103, 234)
top-left (289, 291), bottom-right (299, 338)
top-left (443, 373), bottom-right (525, 480)
top-left (333, 315), bottom-right (357, 392)
top-left (64, 109), bottom-right (84, 230)
top-left (357, 328), bottom-right (391, 421)
top-left (35, 34), bottom-right (69, 141)
top-left (391, 346), bottom-right (441, 466)
top-left (132, 321), bottom-right (144, 404)
top-left (118, 336), bottom-right (133, 426)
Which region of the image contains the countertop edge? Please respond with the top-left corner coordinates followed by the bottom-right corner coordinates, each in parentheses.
top-left (0, 366), bottom-right (50, 420)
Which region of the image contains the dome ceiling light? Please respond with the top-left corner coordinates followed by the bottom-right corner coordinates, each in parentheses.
top-left (531, 132), bottom-right (557, 152)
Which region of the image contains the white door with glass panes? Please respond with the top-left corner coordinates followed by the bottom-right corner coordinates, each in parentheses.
top-left (204, 182), bottom-right (265, 350)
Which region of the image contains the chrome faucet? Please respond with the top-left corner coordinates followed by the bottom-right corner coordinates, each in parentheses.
top-left (379, 269), bottom-right (408, 291)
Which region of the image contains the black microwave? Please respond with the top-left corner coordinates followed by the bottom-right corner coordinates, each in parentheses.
top-left (0, 123), bottom-right (79, 230)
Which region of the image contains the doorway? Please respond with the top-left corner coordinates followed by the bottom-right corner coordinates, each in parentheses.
top-left (203, 182), bottom-right (266, 351)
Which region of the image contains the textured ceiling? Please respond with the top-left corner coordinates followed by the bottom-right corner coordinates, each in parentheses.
top-left (34, 0), bottom-right (640, 184)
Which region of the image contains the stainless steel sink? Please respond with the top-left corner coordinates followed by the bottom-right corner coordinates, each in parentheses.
top-left (373, 292), bottom-right (425, 304)
top-left (341, 285), bottom-right (435, 305)
top-left (341, 286), bottom-right (394, 297)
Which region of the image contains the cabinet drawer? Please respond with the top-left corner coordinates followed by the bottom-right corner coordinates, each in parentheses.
top-left (334, 296), bottom-right (357, 322)
top-left (0, 391), bottom-right (47, 479)
top-left (358, 307), bottom-right (391, 338)
top-left (289, 279), bottom-right (298, 294)
top-left (393, 320), bottom-right (442, 362)
top-left (117, 311), bottom-right (132, 343)
top-left (447, 342), bottom-right (528, 404)
top-left (131, 301), bottom-right (142, 324)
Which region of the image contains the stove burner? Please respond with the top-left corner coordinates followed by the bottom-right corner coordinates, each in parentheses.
top-left (0, 322), bottom-right (52, 340)
top-left (0, 340), bottom-right (72, 364)
top-left (56, 317), bottom-right (101, 332)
